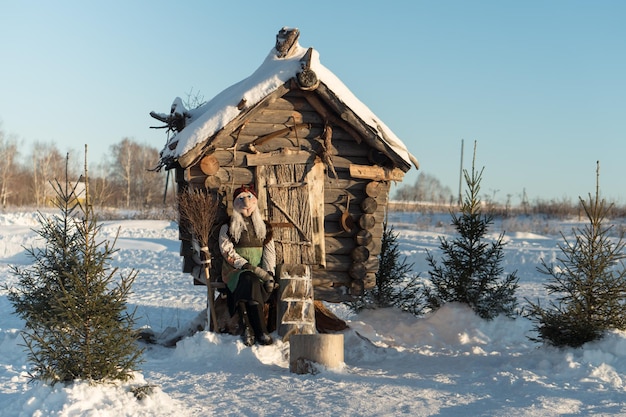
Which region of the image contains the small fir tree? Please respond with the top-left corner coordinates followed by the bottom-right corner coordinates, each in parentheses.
top-left (346, 221), bottom-right (424, 315)
top-left (424, 142), bottom-right (519, 319)
top-left (4, 151), bottom-right (143, 384)
top-left (526, 162), bottom-right (626, 347)
top-left (374, 221), bottom-right (424, 315)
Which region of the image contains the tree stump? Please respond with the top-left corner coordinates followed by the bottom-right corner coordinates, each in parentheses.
top-left (289, 334), bottom-right (344, 374)
top-left (277, 264), bottom-right (316, 340)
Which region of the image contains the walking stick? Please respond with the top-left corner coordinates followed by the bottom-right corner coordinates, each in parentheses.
top-left (201, 249), bottom-right (219, 331)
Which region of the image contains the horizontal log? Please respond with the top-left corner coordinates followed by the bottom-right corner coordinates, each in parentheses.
top-left (313, 286), bottom-right (353, 303)
top-left (247, 137), bottom-right (316, 154)
top-left (322, 155), bottom-right (371, 170)
top-left (324, 220), bottom-right (384, 247)
top-left (210, 149), bottom-right (245, 166)
top-left (323, 235), bottom-right (379, 255)
top-left (349, 164), bottom-right (405, 181)
top-left (203, 175), bottom-right (221, 189)
top-left (359, 213), bottom-right (376, 230)
top-left (249, 108), bottom-right (325, 125)
top-left (232, 121), bottom-right (317, 138)
top-left (325, 176), bottom-right (366, 190)
top-left (351, 246), bottom-right (370, 262)
top-left (186, 167), bottom-right (254, 188)
top-left (323, 255), bottom-right (379, 271)
top-left (233, 126), bottom-right (325, 144)
top-left (350, 279), bottom-right (365, 296)
top-left (361, 197), bottom-right (378, 214)
top-left (363, 273), bottom-right (376, 289)
top-left (365, 180), bottom-right (388, 198)
top-left (269, 96), bottom-right (312, 111)
top-left (312, 270), bottom-right (351, 287)
top-left (324, 184), bottom-right (389, 206)
top-left (200, 155), bottom-right (219, 175)
top-left (329, 137), bottom-right (370, 157)
top-left (291, 89), bottom-right (363, 144)
top-left (348, 262), bottom-right (366, 280)
top-left (210, 84), bottom-right (291, 149)
top-left (239, 132), bottom-right (370, 159)
top-left (355, 229), bottom-right (373, 246)
top-left (323, 204), bottom-right (386, 224)
top-left (324, 236), bottom-right (358, 255)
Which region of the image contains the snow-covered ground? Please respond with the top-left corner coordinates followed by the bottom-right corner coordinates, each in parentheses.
top-left (1, 209), bottom-right (626, 416)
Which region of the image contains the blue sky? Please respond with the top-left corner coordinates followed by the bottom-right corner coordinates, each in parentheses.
top-left (1, 1), bottom-right (625, 204)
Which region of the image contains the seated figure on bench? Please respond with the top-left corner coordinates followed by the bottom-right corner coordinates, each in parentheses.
top-left (218, 184), bottom-right (277, 346)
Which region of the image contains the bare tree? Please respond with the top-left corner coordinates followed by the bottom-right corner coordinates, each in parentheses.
top-left (30, 142), bottom-right (66, 207)
top-left (110, 138), bottom-right (136, 208)
top-left (109, 138), bottom-right (164, 208)
top-left (394, 172), bottom-right (453, 203)
top-left (89, 159), bottom-right (116, 208)
top-left (135, 145), bottom-right (164, 206)
top-left (0, 128), bottom-right (19, 207)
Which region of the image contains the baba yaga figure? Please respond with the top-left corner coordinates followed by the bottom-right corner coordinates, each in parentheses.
top-left (219, 185), bottom-right (278, 346)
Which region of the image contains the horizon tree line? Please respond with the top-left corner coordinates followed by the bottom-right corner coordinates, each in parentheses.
top-left (0, 128), bottom-right (170, 209)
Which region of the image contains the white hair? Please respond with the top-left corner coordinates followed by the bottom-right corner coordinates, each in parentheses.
top-left (229, 206), bottom-right (267, 243)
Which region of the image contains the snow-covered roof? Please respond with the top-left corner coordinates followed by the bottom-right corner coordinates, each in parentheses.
top-left (157, 29), bottom-right (418, 170)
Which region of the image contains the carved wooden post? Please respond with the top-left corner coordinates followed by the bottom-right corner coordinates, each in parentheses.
top-left (277, 264), bottom-right (316, 339)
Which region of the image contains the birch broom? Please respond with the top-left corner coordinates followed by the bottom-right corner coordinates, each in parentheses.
top-left (178, 188), bottom-right (220, 330)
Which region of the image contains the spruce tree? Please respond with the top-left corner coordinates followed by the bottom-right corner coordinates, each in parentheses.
top-left (4, 152), bottom-right (143, 384)
top-left (373, 221), bottom-right (423, 315)
top-left (526, 162), bottom-right (626, 347)
top-left (424, 142), bottom-right (518, 319)
top-left (346, 221), bottom-right (424, 315)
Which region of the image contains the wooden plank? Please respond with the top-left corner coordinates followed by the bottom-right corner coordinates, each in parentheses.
top-left (307, 160), bottom-right (326, 268)
top-left (349, 164), bottom-right (405, 181)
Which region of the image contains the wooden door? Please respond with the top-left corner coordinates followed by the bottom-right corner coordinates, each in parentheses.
top-left (257, 160), bottom-right (325, 267)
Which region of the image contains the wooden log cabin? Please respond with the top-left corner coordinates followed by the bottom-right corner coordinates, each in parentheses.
top-left (151, 27), bottom-right (418, 304)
